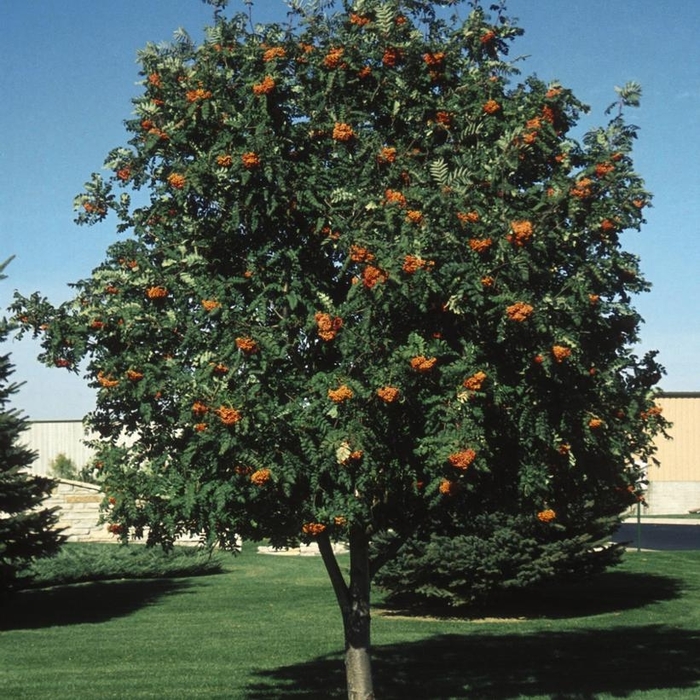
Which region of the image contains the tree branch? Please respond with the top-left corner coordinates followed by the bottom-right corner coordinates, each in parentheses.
top-left (317, 532), bottom-right (350, 614)
top-left (369, 530), bottom-right (410, 580)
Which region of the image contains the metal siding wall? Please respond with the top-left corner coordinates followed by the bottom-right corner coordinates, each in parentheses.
top-left (22, 421), bottom-right (95, 477)
top-left (650, 396), bottom-right (700, 483)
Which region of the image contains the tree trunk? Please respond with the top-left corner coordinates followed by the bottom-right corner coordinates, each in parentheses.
top-left (318, 528), bottom-right (375, 700)
top-left (344, 529), bottom-right (374, 699)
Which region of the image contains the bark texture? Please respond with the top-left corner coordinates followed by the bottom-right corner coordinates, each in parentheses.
top-left (318, 529), bottom-right (375, 699)
top-left (345, 646), bottom-right (375, 700)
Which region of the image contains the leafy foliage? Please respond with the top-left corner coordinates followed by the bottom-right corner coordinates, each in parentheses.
top-left (10, 0), bottom-right (667, 684)
top-left (48, 453), bottom-right (79, 480)
top-left (49, 452), bottom-right (100, 484)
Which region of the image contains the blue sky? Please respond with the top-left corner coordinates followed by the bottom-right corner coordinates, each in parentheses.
top-left (2, 0), bottom-right (699, 419)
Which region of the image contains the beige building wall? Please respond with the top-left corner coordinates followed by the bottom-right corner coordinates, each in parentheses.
top-left (649, 394), bottom-right (700, 482)
top-left (643, 393), bottom-right (700, 514)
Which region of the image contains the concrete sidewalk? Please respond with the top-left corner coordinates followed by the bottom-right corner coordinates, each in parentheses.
top-left (623, 517), bottom-right (700, 525)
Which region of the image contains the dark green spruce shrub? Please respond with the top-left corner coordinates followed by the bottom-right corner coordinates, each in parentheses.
top-left (20, 542), bottom-right (226, 589)
top-left (375, 512), bottom-right (624, 609)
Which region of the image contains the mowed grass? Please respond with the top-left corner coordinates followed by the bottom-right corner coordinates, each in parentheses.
top-left (2, 546), bottom-right (700, 699)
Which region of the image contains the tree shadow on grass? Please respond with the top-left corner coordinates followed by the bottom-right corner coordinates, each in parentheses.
top-left (246, 570), bottom-right (696, 699)
top-left (246, 626), bottom-right (700, 700)
top-left (0, 577), bottom-right (195, 630)
top-left (377, 569), bottom-right (684, 621)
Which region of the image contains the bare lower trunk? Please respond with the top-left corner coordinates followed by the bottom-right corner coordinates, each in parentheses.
top-left (345, 644), bottom-right (374, 700)
top-left (318, 528), bottom-right (375, 700)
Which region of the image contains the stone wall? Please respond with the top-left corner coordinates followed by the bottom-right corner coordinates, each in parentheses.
top-left (45, 479), bottom-right (115, 543)
top-left (44, 479), bottom-right (205, 545)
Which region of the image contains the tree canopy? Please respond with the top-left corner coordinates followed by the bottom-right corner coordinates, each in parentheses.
top-left (11, 0), bottom-right (667, 694)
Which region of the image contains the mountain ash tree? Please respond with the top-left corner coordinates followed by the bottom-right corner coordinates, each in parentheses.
top-left (11, 1), bottom-right (667, 696)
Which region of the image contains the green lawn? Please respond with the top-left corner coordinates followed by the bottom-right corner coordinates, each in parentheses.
top-left (2, 546), bottom-right (700, 699)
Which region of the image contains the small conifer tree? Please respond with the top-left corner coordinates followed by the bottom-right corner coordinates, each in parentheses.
top-left (0, 259), bottom-right (63, 596)
top-left (49, 453), bottom-right (79, 480)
